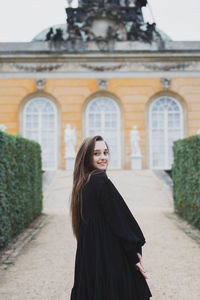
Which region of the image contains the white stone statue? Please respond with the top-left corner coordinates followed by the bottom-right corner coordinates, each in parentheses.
top-left (197, 128), bottom-right (200, 135)
top-left (130, 125), bottom-right (141, 156)
top-left (0, 124), bottom-right (7, 132)
top-left (64, 124), bottom-right (77, 157)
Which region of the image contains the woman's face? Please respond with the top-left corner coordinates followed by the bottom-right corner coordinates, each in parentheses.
top-left (92, 140), bottom-right (109, 171)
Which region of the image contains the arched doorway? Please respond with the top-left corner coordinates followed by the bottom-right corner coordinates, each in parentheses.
top-left (149, 96), bottom-right (183, 169)
top-left (23, 97), bottom-right (58, 170)
top-left (85, 96), bottom-right (121, 169)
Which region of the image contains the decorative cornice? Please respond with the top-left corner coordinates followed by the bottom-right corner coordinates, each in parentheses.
top-left (0, 57), bottom-right (199, 78)
top-left (144, 62), bottom-right (195, 72)
top-left (11, 62), bottom-right (63, 72)
top-left (80, 63), bottom-right (125, 72)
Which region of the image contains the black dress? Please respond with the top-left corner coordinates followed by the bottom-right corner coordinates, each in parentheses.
top-left (70, 170), bottom-right (152, 300)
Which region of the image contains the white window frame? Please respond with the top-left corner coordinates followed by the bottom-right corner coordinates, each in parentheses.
top-left (23, 97), bottom-right (58, 171)
top-left (85, 97), bottom-right (121, 169)
top-left (149, 96), bottom-right (184, 170)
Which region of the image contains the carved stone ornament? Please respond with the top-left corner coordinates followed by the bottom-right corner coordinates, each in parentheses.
top-left (80, 63), bottom-right (125, 72)
top-left (97, 79), bottom-right (108, 90)
top-left (160, 78), bottom-right (171, 90)
top-left (0, 124), bottom-right (7, 132)
top-left (35, 78), bottom-right (46, 91)
top-left (63, 0), bottom-right (160, 51)
top-left (146, 62), bottom-right (195, 72)
top-left (11, 63), bottom-right (63, 73)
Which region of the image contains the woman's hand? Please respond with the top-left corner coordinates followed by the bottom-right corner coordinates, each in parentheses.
top-left (135, 253), bottom-right (148, 279)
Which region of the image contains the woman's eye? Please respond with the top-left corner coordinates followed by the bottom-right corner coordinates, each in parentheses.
top-left (94, 152), bottom-right (100, 156)
top-left (93, 151), bottom-right (109, 156)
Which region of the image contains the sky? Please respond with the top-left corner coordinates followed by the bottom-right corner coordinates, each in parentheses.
top-left (0, 0), bottom-right (199, 42)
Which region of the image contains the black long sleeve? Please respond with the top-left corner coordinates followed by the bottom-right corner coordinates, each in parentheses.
top-left (91, 171), bottom-right (145, 265)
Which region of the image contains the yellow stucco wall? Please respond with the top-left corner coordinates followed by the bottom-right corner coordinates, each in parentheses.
top-left (0, 77), bottom-right (200, 169)
top-left (0, 79), bottom-right (36, 134)
top-left (171, 78), bottom-right (200, 136)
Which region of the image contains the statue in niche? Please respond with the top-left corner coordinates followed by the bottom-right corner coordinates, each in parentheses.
top-left (130, 125), bottom-right (141, 155)
top-left (64, 124), bottom-right (77, 156)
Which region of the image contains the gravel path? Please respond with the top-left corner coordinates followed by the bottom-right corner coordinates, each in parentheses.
top-left (0, 170), bottom-right (200, 300)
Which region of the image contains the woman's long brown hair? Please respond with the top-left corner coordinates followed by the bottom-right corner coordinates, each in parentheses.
top-left (70, 135), bottom-right (108, 240)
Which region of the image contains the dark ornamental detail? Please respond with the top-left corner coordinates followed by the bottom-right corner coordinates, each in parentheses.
top-left (145, 62), bottom-right (196, 72)
top-left (12, 63), bottom-right (63, 72)
top-left (45, 0), bottom-right (161, 50)
top-left (80, 63), bottom-right (125, 71)
top-left (45, 27), bottom-right (64, 42)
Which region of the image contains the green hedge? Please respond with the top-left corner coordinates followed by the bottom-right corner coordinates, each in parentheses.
top-left (172, 135), bottom-right (200, 230)
top-left (0, 131), bottom-right (43, 249)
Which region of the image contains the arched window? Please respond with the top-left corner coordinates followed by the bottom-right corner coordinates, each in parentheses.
top-left (149, 96), bottom-right (183, 169)
top-left (23, 97), bottom-right (58, 170)
top-left (86, 97), bottom-right (121, 169)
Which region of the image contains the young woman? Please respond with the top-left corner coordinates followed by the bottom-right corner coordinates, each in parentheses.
top-left (70, 135), bottom-right (152, 300)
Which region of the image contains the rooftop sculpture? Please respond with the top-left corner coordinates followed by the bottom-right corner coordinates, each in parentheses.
top-left (45, 0), bottom-right (161, 50)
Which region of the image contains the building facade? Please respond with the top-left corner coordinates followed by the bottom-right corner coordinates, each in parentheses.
top-left (0, 2), bottom-right (200, 170)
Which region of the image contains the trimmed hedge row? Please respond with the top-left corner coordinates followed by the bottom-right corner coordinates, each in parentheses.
top-left (172, 135), bottom-right (200, 230)
top-left (0, 131), bottom-right (43, 249)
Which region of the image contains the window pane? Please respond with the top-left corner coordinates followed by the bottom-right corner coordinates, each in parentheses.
top-left (24, 98), bottom-right (57, 170)
top-left (86, 97), bottom-right (120, 168)
top-left (150, 97), bottom-right (182, 169)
